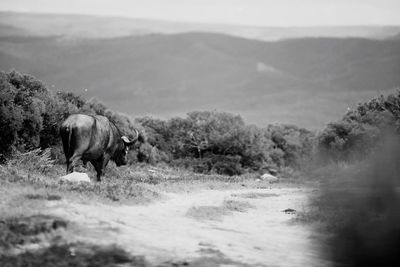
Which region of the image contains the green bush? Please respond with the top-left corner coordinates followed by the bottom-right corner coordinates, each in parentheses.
top-left (210, 155), bottom-right (243, 176)
top-left (317, 91), bottom-right (400, 162)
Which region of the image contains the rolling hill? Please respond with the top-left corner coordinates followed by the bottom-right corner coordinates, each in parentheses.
top-left (1, 11), bottom-right (400, 41)
top-left (1, 13), bottom-right (400, 129)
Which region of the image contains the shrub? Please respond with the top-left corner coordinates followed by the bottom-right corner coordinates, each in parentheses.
top-left (268, 124), bottom-right (315, 168)
top-left (317, 91), bottom-right (400, 162)
top-left (210, 155), bottom-right (243, 176)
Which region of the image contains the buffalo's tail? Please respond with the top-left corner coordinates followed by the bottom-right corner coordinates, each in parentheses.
top-left (61, 124), bottom-right (74, 160)
top-left (68, 126), bottom-right (73, 158)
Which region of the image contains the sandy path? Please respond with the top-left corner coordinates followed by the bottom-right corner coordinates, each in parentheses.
top-left (48, 187), bottom-right (330, 266)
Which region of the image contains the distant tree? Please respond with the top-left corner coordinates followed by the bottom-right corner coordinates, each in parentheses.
top-left (56, 91), bottom-right (86, 110)
top-left (166, 117), bottom-right (193, 158)
top-left (2, 71), bottom-right (50, 150)
top-left (185, 111), bottom-right (245, 157)
top-left (82, 97), bottom-right (108, 116)
top-left (267, 124), bottom-right (315, 169)
top-left (0, 72), bottom-right (23, 155)
top-left (239, 125), bottom-right (276, 172)
top-left (137, 116), bottom-right (172, 162)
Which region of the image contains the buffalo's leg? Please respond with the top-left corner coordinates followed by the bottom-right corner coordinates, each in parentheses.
top-left (101, 156), bottom-right (110, 175)
top-left (66, 158), bottom-right (73, 174)
top-left (92, 155), bottom-right (110, 182)
top-left (92, 159), bottom-right (104, 182)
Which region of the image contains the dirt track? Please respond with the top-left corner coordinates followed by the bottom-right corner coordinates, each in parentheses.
top-left (48, 187), bottom-right (331, 266)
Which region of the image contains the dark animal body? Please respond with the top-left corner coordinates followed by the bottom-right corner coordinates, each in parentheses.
top-left (60, 114), bottom-right (137, 181)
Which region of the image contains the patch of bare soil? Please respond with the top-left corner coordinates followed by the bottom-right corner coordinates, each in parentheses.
top-left (231, 192), bottom-right (280, 199)
top-left (47, 187), bottom-right (331, 266)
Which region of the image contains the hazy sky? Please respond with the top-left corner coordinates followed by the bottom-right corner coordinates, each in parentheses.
top-left (1, 0), bottom-right (399, 26)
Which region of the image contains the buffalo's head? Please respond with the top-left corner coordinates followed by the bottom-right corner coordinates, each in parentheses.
top-left (115, 131), bottom-right (138, 166)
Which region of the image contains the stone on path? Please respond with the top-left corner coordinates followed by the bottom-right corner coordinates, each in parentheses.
top-left (60, 172), bottom-right (91, 183)
top-left (261, 173), bottom-right (279, 183)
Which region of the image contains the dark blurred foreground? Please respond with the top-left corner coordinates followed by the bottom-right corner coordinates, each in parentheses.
top-left (318, 133), bottom-right (400, 266)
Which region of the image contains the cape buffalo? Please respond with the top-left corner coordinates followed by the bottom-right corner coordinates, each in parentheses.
top-left (60, 114), bottom-right (138, 181)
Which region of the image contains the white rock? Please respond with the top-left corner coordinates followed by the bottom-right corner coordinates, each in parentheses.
top-left (261, 173), bottom-right (279, 183)
top-left (60, 172), bottom-right (91, 183)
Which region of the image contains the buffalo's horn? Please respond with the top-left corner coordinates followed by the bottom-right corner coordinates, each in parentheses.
top-left (121, 135), bottom-right (134, 144)
top-left (134, 129), bottom-right (139, 140)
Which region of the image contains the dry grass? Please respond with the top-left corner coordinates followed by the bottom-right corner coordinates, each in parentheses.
top-left (223, 199), bottom-right (254, 212)
top-left (6, 148), bottom-right (55, 174)
top-left (0, 148), bottom-right (284, 205)
top-left (0, 161), bottom-right (162, 205)
top-left (0, 148), bottom-right (289, 266)
top-left (186, 206), bottom-right (229, 221)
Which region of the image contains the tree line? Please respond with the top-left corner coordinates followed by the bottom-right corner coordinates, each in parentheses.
top-left (137, 112), bottom-right (314, 175)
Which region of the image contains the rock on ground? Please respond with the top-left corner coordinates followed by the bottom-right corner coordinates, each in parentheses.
top-left (261, 173), bottom-right (279, 183)
top-left (60, 172), bottom-right (91, 183)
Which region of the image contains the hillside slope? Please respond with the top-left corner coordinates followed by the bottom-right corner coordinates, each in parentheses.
top-left (0, 33), bottom-right (399, 128)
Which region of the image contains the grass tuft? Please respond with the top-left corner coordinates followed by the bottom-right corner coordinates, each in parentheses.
top-left (186, 206), bottom-right (229, 221)
top-left (0, 215), bottom-right (67, 250)
top-left (223, 200), bottom-right (254, 212)
top-left (7, 148), bottom-right (55, 174)
top-left (25, 194), bottom-right (62, 201)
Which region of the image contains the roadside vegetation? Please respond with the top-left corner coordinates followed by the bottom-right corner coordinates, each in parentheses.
top-left (299, 91), bottom-right (400, 266)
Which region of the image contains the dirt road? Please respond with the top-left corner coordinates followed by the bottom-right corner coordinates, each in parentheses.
top-left (48, 187), bottom-right (330, 266)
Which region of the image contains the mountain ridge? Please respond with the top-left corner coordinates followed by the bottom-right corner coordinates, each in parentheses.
top-left (1, 31), bottom-right (399, 129)
top-left (1, 11), bottom-right (400, 41)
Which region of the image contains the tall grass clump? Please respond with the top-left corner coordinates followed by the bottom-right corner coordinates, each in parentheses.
top-left (7, 148), bottom-right (55, 174)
